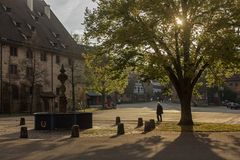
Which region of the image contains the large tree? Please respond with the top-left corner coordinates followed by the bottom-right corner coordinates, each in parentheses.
top-left (84, 0), bottom-right (240, 125)
top-left (85, 49), bottom-right (128, 108)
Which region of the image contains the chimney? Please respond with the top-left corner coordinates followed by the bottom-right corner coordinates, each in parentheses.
top-left (27, 0), bottom-right (33, 11)
top-left (44, 5), bottom-right (51, 19)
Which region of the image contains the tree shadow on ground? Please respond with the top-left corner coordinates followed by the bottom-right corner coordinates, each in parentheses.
top-left (62, 136), bottom-right (165, 160)
top-left (0, 129), bottom-right (71, 140)
top-left (0, 126), bottom-right (239, 160)
top-left (62, 126), bottom-right (233, 160)
top-left (0, 137), bottom-right (75, 160)
top-left (152, 126), bottom-right (225, 160)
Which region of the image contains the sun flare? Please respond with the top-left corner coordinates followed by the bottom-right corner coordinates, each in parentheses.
top-left (176, 17), bottom-right (183, 25)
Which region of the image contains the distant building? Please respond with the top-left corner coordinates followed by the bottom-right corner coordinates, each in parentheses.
top-left (225, 75), bottom-right (240, 99)
top-left (0, 0), bottom-right (84, 113)
top-left (121, 73), bottom-right (164, 102)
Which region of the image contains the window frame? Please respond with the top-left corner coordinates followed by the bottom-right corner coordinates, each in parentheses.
top-left (26, 49), bottom-right (33, 59)
top-left (9, 64), bottom-right (18, 75)
top-left (10, 46), bottom-right (18, 57)
top-left (40, 52), bottom-right (47, 61)
top-left (26, 67), bottom-right (33, 78)
top-left (56, 55), bottom-right (60, 64)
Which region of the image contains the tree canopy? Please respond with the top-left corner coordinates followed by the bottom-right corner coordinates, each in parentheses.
top-left (84, 0), bottom-right (240, 125)
top-left (84, 48), bottom-right (128, 107)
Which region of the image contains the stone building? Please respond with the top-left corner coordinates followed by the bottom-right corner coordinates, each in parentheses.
top-left (225, 75), bottom-right (240, 99)
top-left (0, 0), bottom-right (84, 113)
top-left (121, 73), bottom-right (164, 102)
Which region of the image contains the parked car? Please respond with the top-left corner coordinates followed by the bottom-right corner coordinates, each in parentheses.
top-left (226, 102), bottom-right (235, 108)
top-left (222, 100), bottom-right (229, 106)
top-left (230, 103), bottom-right (240, 110)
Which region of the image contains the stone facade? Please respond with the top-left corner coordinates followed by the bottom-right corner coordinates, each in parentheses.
top-left (0, 44), bottom-right (84, 113)
top-left (0, 0), bottom-right (84, 113)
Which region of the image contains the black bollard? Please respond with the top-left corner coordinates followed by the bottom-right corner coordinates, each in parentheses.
top-left (20, 117), bottom-right (25, 126)
top-left (71, 125), bottom-right (80, 138)
top-left (144, 121), bottom-right (152, 133)
top-left (149, 119), bottom-right (156, 130)
top-left (116, 116), bottom-right (121, 125)
top-left (137, 117), bottom-right (143, 127)
top-left (117, 123), bottom-right (125, 135)
top-left (20, 127), bottom-right (28, 138)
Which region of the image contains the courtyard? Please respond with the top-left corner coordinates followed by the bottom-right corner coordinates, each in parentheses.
top-left (0, 102), bottom-right (240, 160)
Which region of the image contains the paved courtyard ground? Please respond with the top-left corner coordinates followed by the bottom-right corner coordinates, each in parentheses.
top-left (0, 102), bottom-right (240, 160)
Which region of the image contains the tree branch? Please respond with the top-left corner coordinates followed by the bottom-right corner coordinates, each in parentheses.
top-left (164, 66), bottom-right (181, 95)
top-left (191, 63), bottom-right (209, 87)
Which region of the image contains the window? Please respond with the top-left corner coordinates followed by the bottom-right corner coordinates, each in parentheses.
top-left (26, 49), bottom-right (33, 59)
top-left (68, 58), bottom-right (72, 65)
top-left (27, 24), bottom-right (35, 32)
top-left (30, 86), bottom-right (33, 95)
top-left (9, 65), bottom-right (17, 74)
top-left (21, 33), bottom-right (28, 40)
top-left (10, 47), bottom-right (17, 56)
top-left (40, 52), bottom-right (47, 61)
top-left (56, 55), bottom-right (60, 64)
top-left (11, 85), bottom-right (19, 100)
top-left (60, 43), bottom-right (66, 48)
top-left (26, 67), bottom-right (33, 77)
top-left (2, 4), bottom-right (11, 12)
top-left (56, 87), bottom-right (60, 95)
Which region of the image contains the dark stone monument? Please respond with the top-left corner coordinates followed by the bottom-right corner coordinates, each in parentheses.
top-left (71, 125), bottom-right (80, 138)
top-left (34, 112), bottom-right (92, 130)
top-left (34, 65), bottom-right (93, 130)
top-left (137, 117), bottom-right (143, 127)
top-left (20, 117), bottom-right (25, 126)
top-left (58, 65), bottom-right (68, 113)
top-left (20, 127), bottom-right (28, 138)
top-left (117, 123), bottom-right (125, 135)
top-left (116, 116), bottom-right (121, 125)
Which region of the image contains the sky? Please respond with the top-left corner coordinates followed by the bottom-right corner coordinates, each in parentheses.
top-left (45, 0), bottom-right (97, 36)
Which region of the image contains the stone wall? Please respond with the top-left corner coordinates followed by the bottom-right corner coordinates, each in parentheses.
top-left (0, 44), bottom-right (84, 113)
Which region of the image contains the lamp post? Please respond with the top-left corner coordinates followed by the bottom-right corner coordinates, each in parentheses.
top-left (219, 87), bottom-right (224, 103)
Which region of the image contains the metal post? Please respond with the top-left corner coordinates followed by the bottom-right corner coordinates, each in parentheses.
top-left (71, 61), bottom-right (75, 112)
top-left (0, 43), bottom-right (2, 113)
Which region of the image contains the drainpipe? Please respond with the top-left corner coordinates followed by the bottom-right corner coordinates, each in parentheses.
top-left (71, 61), bottom-right (75, 112)
top-left (51, 53), bottom-right (53, 112)
top-left (0, 43), bottom-right (2, 113)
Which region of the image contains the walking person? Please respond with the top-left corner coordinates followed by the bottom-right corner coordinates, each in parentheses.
top-left (156, 102), bottom-right (163, 122)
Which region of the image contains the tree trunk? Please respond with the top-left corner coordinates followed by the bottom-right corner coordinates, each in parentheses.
top-left (102, 93), bottom-right (105, 109)
top-left (30, 84), bottom-right (34, 114)
top-left (178, 85), bottom-right (194, 125)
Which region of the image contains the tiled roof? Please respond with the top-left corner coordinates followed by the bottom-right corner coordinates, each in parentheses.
top-left (0, 0), bottom-right (80, 57)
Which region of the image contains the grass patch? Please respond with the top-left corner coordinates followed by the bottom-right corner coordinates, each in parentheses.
top-left (81, 128), bottom-right (116, 136)
top-left (158, 122), bottom-right (240, 132)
